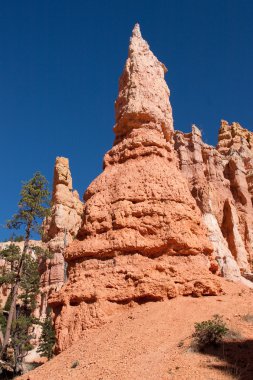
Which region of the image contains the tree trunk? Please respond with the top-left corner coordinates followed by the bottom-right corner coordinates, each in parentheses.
top-left (0, 327), bottom-right (4, 347)
top-left (0, 225), bottom-right (30, 359)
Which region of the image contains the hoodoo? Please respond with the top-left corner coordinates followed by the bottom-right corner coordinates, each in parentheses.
top-left (48, 25), bottom-right (222, 353)
top-left (40, 157), bottom-right (83, 319)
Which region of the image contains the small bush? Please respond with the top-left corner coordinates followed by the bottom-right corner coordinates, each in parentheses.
top-left (192, 314), bottom-right (228, 350)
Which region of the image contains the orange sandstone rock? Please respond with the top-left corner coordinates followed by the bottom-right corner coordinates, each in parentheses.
top-left (174, 122), bottom-right (253, 285)
top-left (114, 24), bottom-right (173, 144)
top-left (49, 25), bottom-right (221, 353)
top-left (39, 157), bottom-right (83, 318)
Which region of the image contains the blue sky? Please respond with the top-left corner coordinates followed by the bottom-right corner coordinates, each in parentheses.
top-left (0, 0), bottom-right (253, 239)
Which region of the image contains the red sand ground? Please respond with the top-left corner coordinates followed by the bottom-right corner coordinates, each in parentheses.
top-left (19, 279), bottom-right (253, 380)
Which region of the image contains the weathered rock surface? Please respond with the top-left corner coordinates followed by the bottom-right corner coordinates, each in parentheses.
top-left (174, 122), bottom-right (253, 284)
top-left (50, 254), bottom-right (221, 353)
top-left (49, 25), bottom-right (222, 352)
top-left (39, 157), bottom-right (83, 318)
top-left (114, 23), bottom-right (173, 144)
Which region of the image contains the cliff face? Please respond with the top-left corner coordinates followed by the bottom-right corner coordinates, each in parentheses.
top-left (174, 122), bottom-right (253, 283)
top-left (48, 25), bottom-right (223, 353)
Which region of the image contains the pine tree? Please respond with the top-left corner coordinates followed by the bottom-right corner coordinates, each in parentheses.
top-left (38, 315), bottom-right (55, 359)
top-left (0, 244), bottom-right (20, 287)
top-left (0, 244), bottom-right (52, 375)
top-left (0, 172), bottom-right (50, 374)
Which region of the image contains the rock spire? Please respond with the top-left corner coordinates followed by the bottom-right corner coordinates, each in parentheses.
top-left (49, 26), bottom-right (221, 353)
top-left (114, 23), bottom-right (173, 143)
top-left (39, 157), bottom-right (83, 318)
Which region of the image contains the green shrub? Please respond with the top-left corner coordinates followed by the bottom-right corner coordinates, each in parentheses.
top-left (192, 314), bottom-right (228, 350)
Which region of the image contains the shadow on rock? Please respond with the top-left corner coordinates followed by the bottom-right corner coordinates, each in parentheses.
top-left (201, 340), bottom-right (253, 379)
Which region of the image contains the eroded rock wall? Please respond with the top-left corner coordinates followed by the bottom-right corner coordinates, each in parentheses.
top-left (174, 122), bottom-right (253, 283)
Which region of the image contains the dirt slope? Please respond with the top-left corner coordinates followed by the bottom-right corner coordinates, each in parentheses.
top-left (20, 280), bottom-right (253, 380)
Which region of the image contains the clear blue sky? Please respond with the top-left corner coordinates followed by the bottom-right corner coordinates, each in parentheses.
top-left (1, 0), bottom-right (253, 240)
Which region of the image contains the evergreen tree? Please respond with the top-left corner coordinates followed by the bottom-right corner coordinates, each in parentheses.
top-left (38, 315), bottom-right (55, 359)
top-left (0, 244), bottom-right (52, 375)
top-left (0, 244), bottom-right (20, 287)
top-left (0, 172), bottom-right (50, 375)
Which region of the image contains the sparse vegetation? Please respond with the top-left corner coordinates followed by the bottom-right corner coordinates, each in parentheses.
top-left (4, 234), bottom-right (25, 242)
top-left (192, 314), bottom-right (228, 350)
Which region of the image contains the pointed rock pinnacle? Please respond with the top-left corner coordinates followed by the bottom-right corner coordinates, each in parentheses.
top-left (114, 24), bottom-right (173, 142)
top-left (132, 23), bottom-right (141, 38)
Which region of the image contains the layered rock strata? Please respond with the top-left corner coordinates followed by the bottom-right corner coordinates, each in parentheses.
top-left (174, 122), bottom-right (253, 284)
top-left (49, 25), bottom-right (222, 353)
top-left (39, 157), bottom-right (82, 318)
